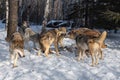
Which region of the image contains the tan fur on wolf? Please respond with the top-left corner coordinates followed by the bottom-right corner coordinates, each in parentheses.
top-left (68, 28), bottom-right (107, 48)
top-left (97, 31), bottom-right (107, 48)
top-left (88, 31), bottom-right (107, 66)
top-left (57, 27), bottom-right (66, 48)
top-left (9, 32), bottom-right (24, 68)
top-left (38, 27), bottom-right (66, 57)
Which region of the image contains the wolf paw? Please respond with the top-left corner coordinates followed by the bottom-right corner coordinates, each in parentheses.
top-left (100, 57), bottom-right (104, 60)
top-left (95, 62), bottom-right (99, 65)
top-left (90, 64), bottom-right (95, 67)
top-left (56, 53), bottom-right (61, 56)
top-left (23, 55), bottom-right (25, 57)
top-left (13, 65), bottom-right (18, 68)
top-left (77, 58), bottom-right (80, 61)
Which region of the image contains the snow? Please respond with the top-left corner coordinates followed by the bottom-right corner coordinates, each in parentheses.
top-left (0, 21), bottom-right (120, 80)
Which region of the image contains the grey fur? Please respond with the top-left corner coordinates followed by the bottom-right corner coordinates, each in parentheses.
top-left (75, 35), bottom-right (89, 61)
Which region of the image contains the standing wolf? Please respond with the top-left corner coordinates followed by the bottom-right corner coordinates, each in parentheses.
top-left (18, 21), bottom-right (39, 51)
top-left (38, 27), bottom-right (66, 57)
top-left (9, 32), bottom-right (24, 67)
top-left (24, 28), bottom-right (40, 51)
top-left (75, 31), bottom-right (107, 66)
top-left (68, 28), bottom-right (107, 48)
top-left (88, 31), bottom-right (107, 66)
top-left (75, 34), bottom-right (89, 61)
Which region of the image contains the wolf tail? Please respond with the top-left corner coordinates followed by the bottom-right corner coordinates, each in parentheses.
top-left (98, 31), bottom-right (107, 43)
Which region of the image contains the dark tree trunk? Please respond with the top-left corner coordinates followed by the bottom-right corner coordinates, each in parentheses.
top-left (6, 0), bottom-right (18, 42)
top-left (85, 0), bottom-right (89, 28)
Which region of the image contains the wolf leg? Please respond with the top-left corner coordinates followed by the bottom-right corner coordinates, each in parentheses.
top-left (99, 49), bottom-right (103, 60)
top-left (21, 49), bottom-right (25, 57)
top-left (13, 52), bottom-right (18, 68)
top-left (44, 45), bottom-right (50, 57)
top-left (10, 53), bottom-right (14, 64)
top-left (37, 49), bottom-right (41, 56)
top-left (91, 54), bottom-right (95, 67)
top-left (59, 39), bottom-right (64, 48)
top-left (24, 40), bottom-right (31, 51)
top-left (54, 41), bottom-right (60, 56)
top-left (81, 50), bottom-right (84, 61)
top-left (77, 50), bottom-right (81, 61)
top-left (95, 52), bottom-right (99, 65)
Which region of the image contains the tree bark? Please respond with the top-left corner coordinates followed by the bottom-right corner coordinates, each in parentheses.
top-left (6, 0), bottom-right (18, 42)
top-left (44, 0), bottom-right (50, 20)
top-left (53, 0), bottom-right (63, 20)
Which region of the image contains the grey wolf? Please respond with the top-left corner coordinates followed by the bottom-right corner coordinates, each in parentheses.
top-left (18, 21), bottom-right (41, 51)
top-left (67, 28), bottom-right (107, 48)
top-left (75, 34), bottom-right (89, 61)
top-left (18, 22), bottom-right (40, 51)
top-left (38, 27), bottom-right (66, 57)
top-left (24, 28), bottom-right (40, 51)
top-left (9, 32), bottom-right (24, 67)
top-left (18, 21), bottom-right (29, 36)
top-left (67, 28), bottom-right (101, 39)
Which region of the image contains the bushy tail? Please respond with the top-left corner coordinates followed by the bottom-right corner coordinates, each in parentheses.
top-left (98, 31), bottom-right (107, 43)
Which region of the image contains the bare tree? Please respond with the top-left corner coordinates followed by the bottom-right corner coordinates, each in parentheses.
top-left (5, 0), bottom-right (9, 30)
top-left (44, 0), bottom-right (50, 20)
top-left (42, 0), bottom-right (50, 30)
top-left (6, 0), bottom-right (18, 42)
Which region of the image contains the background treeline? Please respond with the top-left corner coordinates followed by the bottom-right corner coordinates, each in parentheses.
top-left (0, 0), bottom-right (120, 30)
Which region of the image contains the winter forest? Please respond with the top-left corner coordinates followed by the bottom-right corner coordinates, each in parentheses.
top-left (0, 0), bottom-right (120, 29)
top-left (0, 0), bottom-right (120, 80)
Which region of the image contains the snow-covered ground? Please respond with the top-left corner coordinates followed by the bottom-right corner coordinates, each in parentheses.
top-left (0, 21), bottom-right (120, 80)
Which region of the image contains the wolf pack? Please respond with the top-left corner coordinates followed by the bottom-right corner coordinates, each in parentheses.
top-left (8, 21), bottom-right (107, 68)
